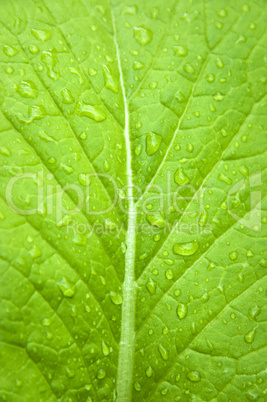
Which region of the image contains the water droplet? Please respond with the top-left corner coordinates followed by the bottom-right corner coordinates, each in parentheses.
top-left (97, 369), bottom-right (106, 379)
top-left (58, 277), bottom-right (75, 298)
top-left (17, 105), bottom-right (46, 124)
top-left (173, 240), bottom-right (198, 256)
top-left (88, 67), bottom-right (97, 76)
top-left (187, 371), bottom-right (201, 382)
top-left (158, 344), bottom-right (168, 360)
top-left (78, 173), bottom-right (90, 186)
top-left (0, 147), bottom-right (11, 157)
top-left (199, 208), bottom-right (208, 227)
top-left (216, 57), bottom-right (224, 68)
top-left (206, 73), bottom-right (215, 83)
top-left (134, 382), bottom-right (141, 391)
top-left (146, 278), bottom-right (157, 295)
top-left (218, 172), bottom-right (232, 184)
top-left (174, 167), bottom-right (190, 185)
top-left (244, 328), bottom-right (256, 343)
top-left (15, 80), bottom-right (38, 99)
top-left (41, 50), bottom-right (60, 80)
top-left (28, 44), bottom-right (39, 54)
top-left (103, 64), bottom-right (119, 93)
top-left (134, 26), bottom-right (153, 46)
top-left (101, 341), bottom-right (110, 356)
top-left (186, 143), bottom-right (194, 152)
top-left (259, 258), bottom-right (267, 268)
top-left (110, 292), bottom-right (122, 305)
top-left (42, 318), bottom-right (51, 326)
top-left (133, 61), bottom-right (144, 70)
top-left (213, 92), bottom-right (224, 101)
top-left (135, 144), bottom-right (142, 156)
top-left (146, 132), bottom-right (161, 155)
top-left (174, 45), bottom-right (188, 56)
top-left (183, 63), bottom-right (195, 74)
top-left (165, 269), bottom-right (174, 279)
top-left (3, 45), bottom-right (19, 57)
top-left (146, 366), bottom-right (153, 377)
top-left (76, 101), bottom-right (106, 121)
top-left (146, 212), bottom-right (165, 228)
top-left (31, 28), bottom-right (52, 41)
top-left (61, 87), bottom-right (74, 104)
top-left (29, 244), bottom-right (42, 258)
top-left (229, 251), bottom-right (238, 261)
top-left (177, 303), bottom-right (187, 319)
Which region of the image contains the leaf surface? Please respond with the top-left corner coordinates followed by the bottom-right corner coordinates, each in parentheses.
top-left (0, 0), bottom-right (267, 401)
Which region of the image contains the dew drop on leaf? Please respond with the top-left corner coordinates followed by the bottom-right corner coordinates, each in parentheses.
top-left (134, 26), bottom-right (153, 46)
top-left (146, 132), bottom-right (162, 156)
top-left (177, 302), bottom-right (187, 319)
top-left (173, 240), bottom-right (198, 256)
top-left (158, 344), bottom-right (168, 360)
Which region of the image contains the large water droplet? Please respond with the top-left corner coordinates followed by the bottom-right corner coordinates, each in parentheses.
top-left (146, 366), bottom-right (153, 377)
top-left (17, 105), bottom-right (46, 125)
top-left (15, 81), bottom-right (38, 99)
top-left (199, 208), bottom-right (208, 227)
top-left (146, 278), bottom-right (157, 295)
top-left (158, 344), bottom-right (168, 360)
top-left (58, 277), bottom-right (75, 298)
top-left (174, 45), bottom-right (188, 56)
top-left (61, 88), bottom-right (74, 104)
top-left (244, 328), bottom-right (256, 343)
top-left (41, 50), bottom-right (59, 80)
top-left (3, 45), bottom-right (19, 57)
top-left (146, 212), bottom-right (165, 228)
top-left (110, 292), bottom-right (122, 305)
top-left (76, 101), bottom-right (106, 121)
top-left (177, 303), bottom-right (187, 319)
top-left (146, 132), bottom-right (161, 155)
top-left (187, 371), bottom-right (201, 382)
top-left (134, 26), bottom-right (153, 46)
top-left (103, 64), bottom-right (119, 93)
top-left (31, 28), bottom-right (52, 41)
top-left (174, 167), bottom-right (190, 185)
top-left (173, 240), bottom-right (198, 256)
top-left (101, 341), bottom-right (110, 356)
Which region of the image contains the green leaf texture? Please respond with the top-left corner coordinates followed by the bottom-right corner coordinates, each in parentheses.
top-left (0, 0), bottom-right (267, 401)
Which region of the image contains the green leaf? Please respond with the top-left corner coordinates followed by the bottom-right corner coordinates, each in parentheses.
top-left (0, 0), bottom-right (267, 401)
